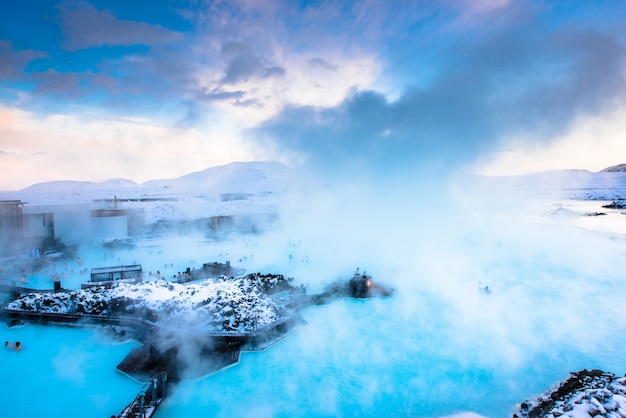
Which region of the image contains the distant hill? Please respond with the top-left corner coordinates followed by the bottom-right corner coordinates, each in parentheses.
top-left (600, 164), bottom-right (626, 172)
top-left (0, 161), bottom-right (294, 205)
top-left (5, 161), bottom-right (626, 207)
top-left (19, 180), bottom-right (99, 194)
top-left (462, 167), bottom-right (626, 195)
top-left (143, 161), bottom-right (293, 194)
top-left (18, 178), bottom-right (141, 194)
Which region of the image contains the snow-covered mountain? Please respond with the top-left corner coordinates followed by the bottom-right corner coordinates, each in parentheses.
top-left (601, 163), bottom-right (626, 172)
top-left (4, 162), bottom-right (626, 204)
top-left (4, 161), bottom-right (626, 216)
top-left (0, 161), bottom-right (295, 206)
top-left (462, 166), bottom-right (626, 200)
top-left (143, 161), bottom-right (293, 195)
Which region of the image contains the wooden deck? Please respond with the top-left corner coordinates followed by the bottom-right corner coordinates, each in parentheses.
top-left (117, 338), bottom-right (243, 382)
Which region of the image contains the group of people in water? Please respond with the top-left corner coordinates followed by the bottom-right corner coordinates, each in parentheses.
top-left (5, 341), bottom-right (22, 351)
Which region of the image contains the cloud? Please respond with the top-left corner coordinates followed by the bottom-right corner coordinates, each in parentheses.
top-left (439, 0), bottom-right (517, 27)
top-left (253, 5), bottom-right (626, 178)
top-left (0, 40), bottom-right (46, 80)
top-left (197, 89), bottom-right (246, 103)
top-left (20, 52), bottom-right (196, 114)
top-left (218, 40), bottom-right (286, 84)
top-left (475, 103), bottom-right (626, 175)
top-left (487, 29), bottom-right (625, 136)
top-left (2, 0), bottom-right (624, 188)
top-left (31, 69), bottom-right (85, 98)
top-left (306, 58), bottom-right (338, 72)
top-left (0, 105), bottom-right (260, 190)
top-left (253, 85), bottom-right (492, 179)
top-left (57, 1), bottom-right (183, 51)
top-left (4, 0), bottom-right (384, 134)
top-left (222, 52), bottom-right (286, 84)
top-left (180, 1), bottom-right (385, 125)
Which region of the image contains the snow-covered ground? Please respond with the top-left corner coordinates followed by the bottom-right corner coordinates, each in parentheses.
top-left (513, 370), bottom-right (626, 417)
top-left (3, 162), bottom-right (626, 418)
top-left (6, 275), bottom-right (284, 332)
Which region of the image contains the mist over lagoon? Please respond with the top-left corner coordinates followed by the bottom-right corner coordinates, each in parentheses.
top-left (2, 166), bottom-right (626, 417)
top-left (1, 1), bottom-right (625, 416)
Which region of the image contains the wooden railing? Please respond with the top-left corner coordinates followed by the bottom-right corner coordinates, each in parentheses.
top-left (117, 371), bottom-right (167, 418)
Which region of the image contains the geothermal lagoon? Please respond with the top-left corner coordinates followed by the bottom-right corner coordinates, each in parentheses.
top-left (2, 169), bottom-right (626, 418)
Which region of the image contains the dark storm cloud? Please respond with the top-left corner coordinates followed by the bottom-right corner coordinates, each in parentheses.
top-left (255, 15), bottom-right (626, 176)
top-left (58, 1), bottom-right (183, 51)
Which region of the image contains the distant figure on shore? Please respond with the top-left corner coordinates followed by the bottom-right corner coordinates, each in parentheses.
top-left (5, 341), bottom-right (11, 348)
top-left (13, 341), bottom-right (22, 351)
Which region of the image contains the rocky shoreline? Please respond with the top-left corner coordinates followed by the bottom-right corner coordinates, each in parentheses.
top-left (513, 369), bottom-right (626, 417)
top-left (4, 273), bottom-right (300, 333)
top-left (8, 274), bottom-right (622, 416)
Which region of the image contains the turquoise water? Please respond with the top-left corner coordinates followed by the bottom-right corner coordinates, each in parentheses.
top-left (0, 325), bottom-right (142, 417)
top-left (155, 281), bottom-right (626, 418)
top-left (153, 198), bottom-right (626, 417)
top-left (3, 195), bottom-right (626, 417)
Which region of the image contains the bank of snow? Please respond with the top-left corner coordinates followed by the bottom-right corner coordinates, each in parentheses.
top-left (513, 369), bottom-right (626, 417)
top-left (6, 275), bottom-right (284, 332)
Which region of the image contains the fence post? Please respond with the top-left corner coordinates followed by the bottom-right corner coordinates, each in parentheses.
top-left (139, 392), bottom-right (145, 418)
top-left (152, 378), bottom-right (158, 407)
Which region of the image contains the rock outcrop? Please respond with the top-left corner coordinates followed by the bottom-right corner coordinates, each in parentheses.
top-left (513, 369), bottom-right (626, 417)
top-left (5, 273), bottom-right (301, 332)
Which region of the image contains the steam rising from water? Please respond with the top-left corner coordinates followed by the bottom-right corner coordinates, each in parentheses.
top-left (152, 169), bottom-right (626, 417)
top-left (4, 165), bottom-right (626, 417)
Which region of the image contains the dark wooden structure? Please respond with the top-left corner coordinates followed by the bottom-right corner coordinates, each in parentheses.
top-left (173, 261), bottom-right (245, 284)
top-left (117, 336), bottom-right (245, 383)
top-left (117, 371), bottom-right (167, 418)
top-left (116, 314), bottom-right (305, 382)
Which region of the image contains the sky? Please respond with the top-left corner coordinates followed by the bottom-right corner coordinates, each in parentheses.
top-left (0, 0), bottom-right (625, 190)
